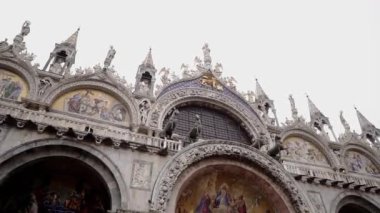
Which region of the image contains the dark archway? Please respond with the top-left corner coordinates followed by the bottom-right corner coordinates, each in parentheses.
top-left (336, 195), bottom-right (380, 213)
top-left (339, 204), bottom-right (371, 213)
top-left (0, 156), bottom-right (110, 213)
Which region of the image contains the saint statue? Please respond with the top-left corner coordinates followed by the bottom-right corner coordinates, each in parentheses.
top-left (104, 45), bottom-right (116, 69)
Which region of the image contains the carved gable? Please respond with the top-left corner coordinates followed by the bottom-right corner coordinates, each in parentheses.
top-left (0, 69), bottom-right (29, 101)
top-left (345, 151), bottom-right (379, 174)
top-left (51, 89), bottom-right (129, 123)
top-left (282, 137), bottom-right (329, 166)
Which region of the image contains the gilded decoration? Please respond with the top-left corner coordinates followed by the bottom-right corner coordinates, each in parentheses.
top-left (51, 89), bottom-right (128, 123)
top-left (200, 73), bottom-right (223, 91)
top-left (0, 69), bottom-right (29, 101)
top-left (345, 151), bottom-right (379, 174)
top-left (176, 169), bottom-right (276, 213)
top-left (282, 137), bottom-right (329, 166)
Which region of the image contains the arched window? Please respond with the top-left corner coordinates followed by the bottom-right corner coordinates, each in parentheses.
top-left (164, 104), bottom-right (251, 143)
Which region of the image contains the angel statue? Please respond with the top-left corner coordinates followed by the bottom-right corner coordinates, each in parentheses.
top-left (104, 46), bottom-right (116, 69)
top-left (202, 43), bottom-right (212, 69)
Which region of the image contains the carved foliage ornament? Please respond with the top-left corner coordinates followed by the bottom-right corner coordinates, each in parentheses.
top-left (150, 140), bottom-right (310, 213)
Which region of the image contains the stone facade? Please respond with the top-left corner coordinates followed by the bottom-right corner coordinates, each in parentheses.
top-left (0, 22), bottom-right (379, 213)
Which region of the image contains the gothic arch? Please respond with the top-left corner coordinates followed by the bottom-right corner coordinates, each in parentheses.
top-left (150, 140), bottom-right (311, 213)
top-left (281, 128), bottom-right (340, 169)
top-left (0, 138), bottom-right (129, 210)
top-left (330, 191), bottom-right (380, 213)
top-left (42, 79), bottom-right (139, 127)
top-left (149, 87), bottom-right (267, 139)
top-left (0, 58), bottom-right (38, 99)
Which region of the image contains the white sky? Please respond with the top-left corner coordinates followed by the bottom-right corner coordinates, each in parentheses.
top-left (1, 0), bottom-right (379, 137)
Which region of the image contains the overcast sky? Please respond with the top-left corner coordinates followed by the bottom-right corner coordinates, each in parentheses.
top-left (1, 0), bottom-right (379, 137)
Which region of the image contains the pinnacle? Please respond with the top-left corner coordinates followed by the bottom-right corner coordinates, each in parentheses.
top-left (63, 28), bottom-right (80, 48)
top-left (142, 48), bottom-right (154, 68)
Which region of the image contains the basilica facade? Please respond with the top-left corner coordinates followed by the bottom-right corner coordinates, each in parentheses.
top-left (0, 21), bottom-right (379, 213)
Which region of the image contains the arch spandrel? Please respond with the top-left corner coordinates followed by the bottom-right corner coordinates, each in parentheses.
top-left (150, 140), bottom-right (311, 213)
top-left (43, 79), bottom-right (139, 127)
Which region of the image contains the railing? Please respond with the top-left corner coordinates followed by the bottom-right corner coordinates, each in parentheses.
top-left (0, 101), bottom-right (182, 153)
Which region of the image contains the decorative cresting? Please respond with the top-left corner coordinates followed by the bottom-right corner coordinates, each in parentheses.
top-left (149, 76), bottom-right (267, 139)
top-left (42, 80), bottom-right (139, 127)
top-left (280, 129), bottom-right (340, 169)
top-left (341, 143), bottom-right (380, 175)
top-left (0, 58), bottom-right (38, 99)
top-left (150, 140), bottom-right (311, 213)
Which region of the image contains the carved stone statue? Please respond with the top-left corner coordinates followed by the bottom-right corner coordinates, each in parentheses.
top-left (202, 43), bottom-right (212, 69)
top-left (139, 100), bottom-right (150, 125)
top-left (159, 107), bottom-right (179, 139)
top-left (159, 67), bottom-right (171, 85)
top-left (188, 114), bottom-right (202, 143)
top-left (38, 78), bottom-right (52, 96)
top-left (104, 45), bottom-right (116, 69)
top-left (267, 135), bottom-right (284, 161)
top-left (244, 90), bottom-right (255, 103)
top-left (181, 64), bottom-right (192, 78)
top-left (214, 62), bottom-right (223, 77)
top-left (12, 21), bottom-right (31, 54)
top-left (340, 111), bottom-right (351, 133)
top-left (289, 95), bottom-right (298, 120)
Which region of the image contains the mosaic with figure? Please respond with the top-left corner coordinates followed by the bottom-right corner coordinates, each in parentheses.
top-left (52, 89), bottom-right (128, 123)
top-left (0, 69), bottom-right (29, 101)
top-left (176, 168), bottom-right (279, 213)
top-left (282, 137), bottom-right (329, 166)
top-left (345, 151), bottom-right (379, 174)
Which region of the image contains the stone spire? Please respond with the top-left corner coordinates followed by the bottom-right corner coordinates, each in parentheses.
top-left (255, 79), bottom-right (269, 101)
top-left (355, 107), bottom-right (380, 143)
top-left (63, 28), bottom-right (80, 48)
top-left (142, 48), bottom-right (154, 68)
top-left (255, 79), bottom-right (279, 126)
top-left (42, 28), bottom-right (79, 76)
top-left (133, 48), bottom-right (157, 99)
top-left (307, 95), bottom-right (337, 141)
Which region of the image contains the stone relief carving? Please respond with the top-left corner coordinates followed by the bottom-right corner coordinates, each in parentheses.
top-left (150, 140), bottom-right (310, 213)
top-left (282, 137), bottom-right (329, 166)
top-left (345, 151), bottom-right (379, 174)
top-left (131, 160), bottom-right (152, 190)
top-left (307, 191), bottom-right (326, 213)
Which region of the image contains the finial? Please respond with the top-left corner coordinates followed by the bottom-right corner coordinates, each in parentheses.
top-left (63, 28), bottom-right (80, 48)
